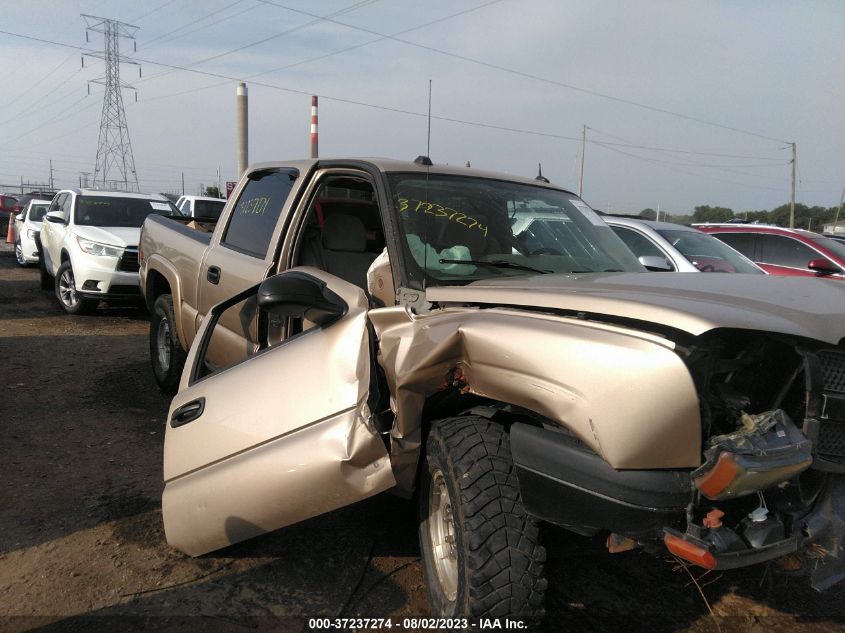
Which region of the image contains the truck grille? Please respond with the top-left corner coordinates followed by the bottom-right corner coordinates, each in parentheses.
top-left (817, 420), bottom-right (845, 461)
top-left (817, 350), bottom-right (845, 460)
top-left (819, 350), bottom-right (845, 394)
top-left (118, 247), bottom-right (139, 272)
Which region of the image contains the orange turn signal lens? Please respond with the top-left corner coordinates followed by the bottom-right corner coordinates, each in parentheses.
top-left (693, 452), bottom-right (740, 500)
top-left (664, 533), bottom-right (717, 570)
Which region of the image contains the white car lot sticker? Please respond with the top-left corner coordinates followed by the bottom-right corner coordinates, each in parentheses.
top-left (150, 202), bottom-right (172, 211)
top-left (570, 200), bottom-right (606, 226)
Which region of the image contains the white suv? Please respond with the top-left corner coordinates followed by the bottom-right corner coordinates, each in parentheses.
top-left (175, 195), bottom-right (225, 220)
top-left (38, 189), bottom-right (177, 313)
top-left (14, 198), bottom-right (51, 266)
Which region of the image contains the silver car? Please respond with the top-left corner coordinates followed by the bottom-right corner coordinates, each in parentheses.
top-left (604, 216), bottom-right (765, 273)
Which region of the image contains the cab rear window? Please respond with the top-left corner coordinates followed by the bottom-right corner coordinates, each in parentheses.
top-left (222, 169), bottom-right (298, 258)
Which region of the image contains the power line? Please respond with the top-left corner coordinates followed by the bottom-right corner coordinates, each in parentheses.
top-left (0, 28), bottom-right (794, 166)
top-left (258, 0), bottom-right (791, 145)
top-left (141, 0), bottom-right (252, 49)
top-left (594, 141), bottom-right (787, 193)
top-left (586, 127), bottom-right (785, 160)
top-left (138, 0), bottom-right (380, 84)
top-left (136, 0), bottom-right (506, 102)
top-left (130, 0), bottom-right (181, 23)
top-left (0, 49), bottom-right (78, 115)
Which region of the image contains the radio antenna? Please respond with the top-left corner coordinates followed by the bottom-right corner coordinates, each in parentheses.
top-left (426, 79), bottom-right (432, 158)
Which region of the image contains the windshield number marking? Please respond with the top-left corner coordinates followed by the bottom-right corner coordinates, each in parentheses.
top-left (398, 197), bottom-right (488, 237)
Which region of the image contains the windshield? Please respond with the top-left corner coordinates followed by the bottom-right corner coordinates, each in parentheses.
top-left (656, 229), bottom-right (762, 273)
top-left (74, 196), bottom-right (176, 227)
top-left (387, 173), bottom-right (643, 285)
top-left (28, 203), bottom-right (49, 221)
top-left (194, 199), bottom-right (225, 220)
top-left (812, 236), bottom-right (845, 262)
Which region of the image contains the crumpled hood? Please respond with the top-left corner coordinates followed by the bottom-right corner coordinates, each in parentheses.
top-left (427, 272), bottom-right (845, 345)
top-left (73, 225), bottom-right (141, 248)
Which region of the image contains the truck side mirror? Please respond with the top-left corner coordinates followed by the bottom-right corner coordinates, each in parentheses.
top-left (808, 258), bottom-right (841, 276)
top-left (257, 272), bottom-right (347, 327)
top-left (45, 211), bottom-right (66, 224)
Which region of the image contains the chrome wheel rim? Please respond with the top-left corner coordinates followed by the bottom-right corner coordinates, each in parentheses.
top-left (58, 268), bottom-right (78, 308)
top-left (429, 469), bottom-right (459, 601)
top-left (15, 241), bottom-right (25, 265)
top-left (156, 316), bottom-right (171, 371)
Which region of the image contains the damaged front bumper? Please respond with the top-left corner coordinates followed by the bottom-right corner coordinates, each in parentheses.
top-left (511, 410), bottom-right (845, 590)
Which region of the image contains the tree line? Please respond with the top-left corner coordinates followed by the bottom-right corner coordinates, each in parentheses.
top-left (637, 204), bottom-right (843, 232)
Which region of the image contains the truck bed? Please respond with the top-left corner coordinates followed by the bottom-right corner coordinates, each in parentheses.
top-left (139, 214), bottom-right (216, 317)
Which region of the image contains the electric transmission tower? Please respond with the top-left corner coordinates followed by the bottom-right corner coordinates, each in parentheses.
top-left (82, 15), bottom-right (140, 192)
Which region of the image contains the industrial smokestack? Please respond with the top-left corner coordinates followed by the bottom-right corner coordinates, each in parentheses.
top-left (310, 95), bottom-right (318, 159)
top-left (236, 82), bottom-right (248, 177)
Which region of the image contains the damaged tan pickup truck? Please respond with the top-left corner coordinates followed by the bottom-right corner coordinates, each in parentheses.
top-left (139, 157), bottom-right (845, 620)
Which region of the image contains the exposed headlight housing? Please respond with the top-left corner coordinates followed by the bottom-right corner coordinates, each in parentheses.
top-left (77, 236), bottom-right (123, 258)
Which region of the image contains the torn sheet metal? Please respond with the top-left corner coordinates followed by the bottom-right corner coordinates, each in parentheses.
top-left (369, 305), bottom-right (702, 494)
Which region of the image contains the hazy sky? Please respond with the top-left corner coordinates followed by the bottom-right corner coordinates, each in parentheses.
top-left (0, 0), bottom-right (843, 215)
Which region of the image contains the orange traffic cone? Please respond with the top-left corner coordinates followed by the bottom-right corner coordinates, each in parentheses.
top-left (6, 211), bottom-right (14, 243)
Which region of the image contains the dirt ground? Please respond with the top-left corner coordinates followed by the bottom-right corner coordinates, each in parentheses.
top-left (1, 243), bottom-right (844, 633)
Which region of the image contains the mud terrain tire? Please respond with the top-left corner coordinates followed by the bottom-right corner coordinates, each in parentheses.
top-left (150, 294), bottom-right (187, 395)
top-left (419, 415), bottom-right (547, 621)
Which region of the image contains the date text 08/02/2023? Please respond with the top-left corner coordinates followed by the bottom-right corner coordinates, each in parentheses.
top-left (307, 617), bottom-right (528, 629)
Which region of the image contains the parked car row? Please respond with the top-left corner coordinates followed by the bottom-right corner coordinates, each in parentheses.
top-left (7, 187), bottom-right (182, 313)
top-left (697, 223), bottom-right (845, 280)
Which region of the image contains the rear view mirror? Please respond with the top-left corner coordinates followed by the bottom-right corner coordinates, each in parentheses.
top-left (638, 255), bottom-right (673, 272)
top-left (808, 258), bottom-right (842, 276)
top-left (257, 272), bottom-right (346, 327)
top-left (45, 211), bottom-right (66, 224)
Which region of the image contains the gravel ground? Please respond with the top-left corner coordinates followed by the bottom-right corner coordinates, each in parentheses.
top-left (0, 241), bottom-right (843, 633)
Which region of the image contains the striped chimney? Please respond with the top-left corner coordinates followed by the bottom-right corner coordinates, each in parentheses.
top-left (310, 95), bottom-right (318, 159)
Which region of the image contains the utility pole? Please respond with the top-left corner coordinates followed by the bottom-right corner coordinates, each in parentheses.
top-left (789, 142), bottom-right (797, 228)
top-left (832, 182), bottom-right (845, 235)
top-left (83, 14), bottom-right (140, 192)
top-left (656, 203), bottom-right (661, 222)
top-left (216, 166), bottom-right (221, 198)
top-left (49, 160), bottom-right (54, 190)
top-left (181, 171), bottom-right (185, 195)
top-left (578, 124), bottom-right (587, 197)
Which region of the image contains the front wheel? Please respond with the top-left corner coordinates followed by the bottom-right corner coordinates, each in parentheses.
top-left (150, 294), bottom-right (188, 394)
top-left (419, 416), bottom-right (547, 621)
top-left (55, 260), bottom-right (90, 314)
top-left (14, 239), bottom-right (27, 266)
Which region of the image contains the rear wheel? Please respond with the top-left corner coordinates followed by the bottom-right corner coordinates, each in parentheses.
top-left (55, 260), bottom-right (90, 315)
top-left (419, 416), bottom-right (547, 621)
top-left (150, 294), bottom-right (187, 394)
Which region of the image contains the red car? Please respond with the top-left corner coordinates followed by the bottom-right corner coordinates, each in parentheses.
top-left (696, 224), bottom-right (845, 280)
top-left (0, 194), bottom-right (18, 215)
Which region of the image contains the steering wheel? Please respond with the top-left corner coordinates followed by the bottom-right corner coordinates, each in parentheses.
top-left (697, 264), bottom-right (716, 272)
top-left (530, 247), bottom-right (562, 256)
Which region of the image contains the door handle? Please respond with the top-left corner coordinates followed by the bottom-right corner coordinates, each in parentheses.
top-left (170, 398), bottom-right (206, 428)
top-left (207, 266), bottom-right (221, 284)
